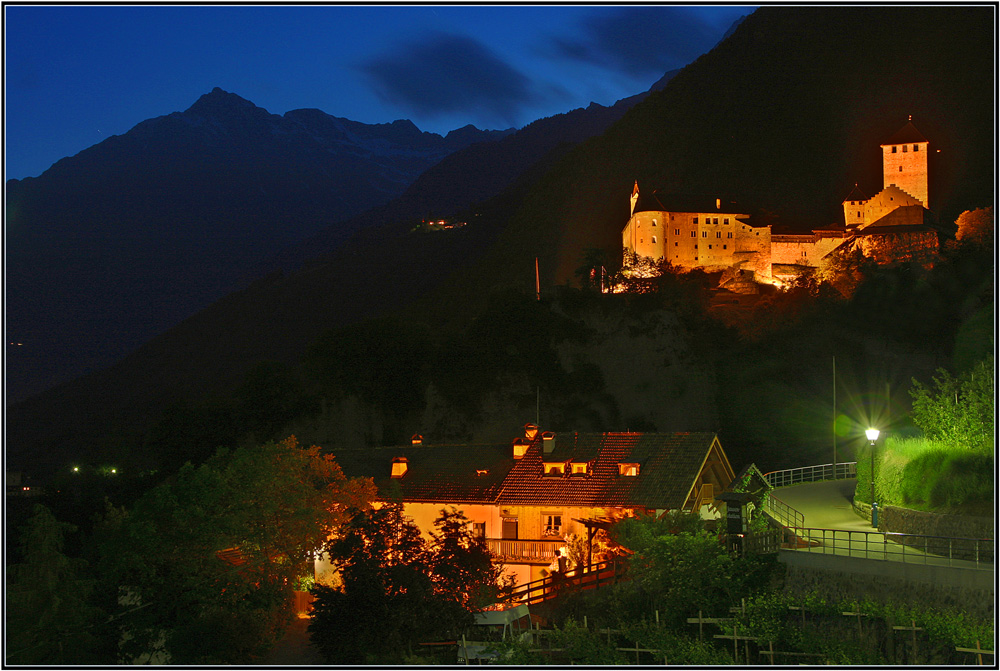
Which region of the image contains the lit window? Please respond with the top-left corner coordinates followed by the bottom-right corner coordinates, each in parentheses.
top-left (652, 220), bottom-right (657, 227)
top-left (652, 236), bottom-right (657, 243)
top-left (619, 463), bottom-right (640, 476)
top-left (472, 522), bottom-right (486, 539)
top-left (542, 514), bottom-right (562, 536)
top-left (571, 462), bottom-right (588, 475)
top-left (543, 462), bottom-right (565, 476)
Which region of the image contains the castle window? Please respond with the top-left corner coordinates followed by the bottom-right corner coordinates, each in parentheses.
top-left (913, 144), bottom-right (919, 151)
top-left (652, 236), bottom-right (657, 243)
top-left (675, 242), bottom-right (678, 246)
top-left (674, 228), bottom-right (679, 235)
top-left (723, 244), bottom-right (727, 249)
top-left (727, 232), bottom-right (733, 238)
top-left (692, 217), bottom-right (698, 224)
top-left (694, 245), bottom-right (698, 249)
top-left (708, 244), bottom-right (712, 249)
top-left (702, 231), bottom-right (707, 238)
top-left (713, 218), bottom-right (719, 225)
top-left (640, 238), bottom-right (643, 243)
top-left (690, 231), bottom-right (696, 237)
top-left (902, 145), bottom-right (907, 152)
top-left (716, 232), bottom-right (721, 238)
top-left (724, 218), bottom-right (729, 225)
top-left (892, 146), bottom-right (897, 153)
top-left (652, 220), bottom-right (657, 226)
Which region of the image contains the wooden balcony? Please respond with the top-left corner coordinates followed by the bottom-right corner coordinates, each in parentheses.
top-left (485, 538), bottom-right (565, 564)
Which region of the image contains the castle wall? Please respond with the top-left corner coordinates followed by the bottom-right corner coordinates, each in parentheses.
top-left (882, 140), bottom-right (929, 208)
top-left (843, 199), bottom-right (866, 227)
top-left (771, 233), bottom-right (846, 266)
top-left (862, 185), bottom-right (923, 226)
top-left (851, 229), bottom-right (939, 265)
top-left (622, 211), bottom-right (666, 260)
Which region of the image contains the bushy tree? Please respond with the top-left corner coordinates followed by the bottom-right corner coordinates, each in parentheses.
top-left (909, 357), bottom-right (994, 453)
top-left (6, 505), bottom-right (108, 665)
top-left (954, 206), bottom-right (993, 247)
top-left (94, 437), bottom-right (375, 664)
top-left (309, 505), bottom-right (513, 664)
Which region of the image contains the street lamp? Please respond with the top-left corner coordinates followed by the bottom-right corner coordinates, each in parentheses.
top-left (866, 428), bottom-right (880, 524)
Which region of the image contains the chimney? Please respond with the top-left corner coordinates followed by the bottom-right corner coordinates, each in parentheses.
top-left (513, 438), bottom-right (530, 460)
top-left (541, 431), bottom-right (556, 454)
top-left (411, 434), bottom-right (423, 445)
top-left (523, 423), bottom-right (539, 440)
top-left (391, 457), bottom-right (408, 478)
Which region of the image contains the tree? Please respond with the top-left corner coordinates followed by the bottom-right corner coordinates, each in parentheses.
top-left (94, 437), bottom-right (375, 664)
top-left (309, 505), bottom-right (513, 664)
top-left (909, 357), bottom-right (994, 453)
top-left (954, 206), bottom-right (993, 247)
top-left (6, 505), bottom-right (108, 664)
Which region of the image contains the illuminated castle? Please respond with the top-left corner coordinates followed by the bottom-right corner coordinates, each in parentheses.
top-left (621, 118), bottom-right (939, 286)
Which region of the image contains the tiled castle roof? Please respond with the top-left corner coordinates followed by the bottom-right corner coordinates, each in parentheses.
top-left (633, 191), bottom-right (749, 216)
top-left (881, 119), bottom-right (928, 146)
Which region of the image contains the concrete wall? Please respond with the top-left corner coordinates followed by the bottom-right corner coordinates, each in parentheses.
top-left (779, 551), bottom-right (994, 621)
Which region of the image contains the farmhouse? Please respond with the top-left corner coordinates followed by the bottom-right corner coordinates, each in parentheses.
top-left (327, 425), bottom-right (737, 588)
top-left (621, 118), bottom-right (939, 286)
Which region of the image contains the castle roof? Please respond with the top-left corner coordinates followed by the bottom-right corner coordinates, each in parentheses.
top-left (862, 204), bottom-right (934, 230)
top-left (881, 119), bottom-right (929, 146)
top-left (632, 191), bottom-right (749, 216)
top-left (842, 183), bottom-right (867, 203)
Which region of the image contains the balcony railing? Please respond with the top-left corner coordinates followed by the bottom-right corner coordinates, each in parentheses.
top-left (485, 538), bottom-right (565, 563)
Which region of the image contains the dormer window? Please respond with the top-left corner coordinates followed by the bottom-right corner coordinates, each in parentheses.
top-left (391, 457), bottom-right (408, 478)
top-left (543, 462), bottom-right (566, 476)
top-left (570, 462), bottom-right (588, 476)
top-left (619, 463), bottom-right (640, 477)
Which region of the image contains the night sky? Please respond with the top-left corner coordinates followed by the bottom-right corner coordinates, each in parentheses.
top-left (4, 4), bottom-right (753, 180)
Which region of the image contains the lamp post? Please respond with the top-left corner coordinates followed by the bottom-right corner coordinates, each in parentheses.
top-left (866, 428), bottom-right (880, 526)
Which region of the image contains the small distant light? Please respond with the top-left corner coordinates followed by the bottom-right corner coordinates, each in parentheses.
top-left (111, 468), bottom-right (117, 474)
top-left (73, 467), bottom-right (80, 473)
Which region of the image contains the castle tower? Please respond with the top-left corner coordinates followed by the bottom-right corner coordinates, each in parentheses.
top-left (880, 116), bottom-right (929, 209)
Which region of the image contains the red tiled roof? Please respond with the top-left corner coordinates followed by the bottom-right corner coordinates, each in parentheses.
top-left (497, 432), bottom-right (720, 509)
top-left (333, 444), bottom-right (513, 503)
top-left (331, 432), bottom-right (723, 511)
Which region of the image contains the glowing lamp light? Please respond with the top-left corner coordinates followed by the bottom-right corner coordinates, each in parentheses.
top-left (73, 466), bottom-right (80, 473)
top-left (865, 428), bottom-right (880, 443)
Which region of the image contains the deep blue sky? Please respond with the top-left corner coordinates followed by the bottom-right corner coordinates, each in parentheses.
top-left (4, 4), bottom-right (754, 180)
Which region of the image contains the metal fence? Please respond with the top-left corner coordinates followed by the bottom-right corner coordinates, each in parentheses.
top-left (782, 527), bottom-right (994, 570)
top-left (763, 493), bottom-right (804, 529)
top-left (764, 462), bottom-right (857, 488)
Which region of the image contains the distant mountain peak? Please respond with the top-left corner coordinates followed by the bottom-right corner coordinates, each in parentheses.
top-left (185, 87), bottom-right (264, 118)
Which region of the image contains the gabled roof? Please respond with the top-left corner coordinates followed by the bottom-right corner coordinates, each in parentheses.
top-left (332, 443), bottom-right (513, 503)
top-left (881, 119), bottom-right (929, 146)
top-left (842, 183), bottom-right (868, 203)
top-left (497, 432), bottom-right (725, 510)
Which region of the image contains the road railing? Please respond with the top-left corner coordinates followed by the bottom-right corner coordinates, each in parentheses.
top-left (763, 492), bottom-right (804, 529)
top-left (782, 527), bottom-right (994, 570)
top-left (764, 462), bottom-right (857, 488)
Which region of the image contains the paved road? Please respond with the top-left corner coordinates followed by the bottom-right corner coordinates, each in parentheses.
top-left (770, 478), bottom-right (873, 531)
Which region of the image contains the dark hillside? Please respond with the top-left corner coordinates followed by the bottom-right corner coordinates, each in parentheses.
top-left (465, 5), bottom-right (994, 292)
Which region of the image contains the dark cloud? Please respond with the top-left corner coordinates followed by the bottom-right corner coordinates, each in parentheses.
top-left (359, 31), bottom-right (567, 127)
top-left (551, 7), bottom-right (725, 79)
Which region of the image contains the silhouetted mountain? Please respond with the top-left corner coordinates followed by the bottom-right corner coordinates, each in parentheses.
top-left (7, 7), bottom-right (994, 477)
top-left (5, 88), bottom-right (511, 401)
